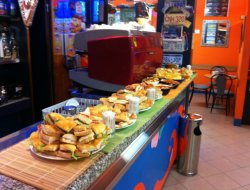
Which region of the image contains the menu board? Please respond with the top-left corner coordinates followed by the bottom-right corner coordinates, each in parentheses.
top-left (204, 0), bottom-right (229, 16)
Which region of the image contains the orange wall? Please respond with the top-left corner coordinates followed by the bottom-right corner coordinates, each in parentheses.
top-left (234, 0), bottom-right (250, 124)
top-left (192, 1), bottom-right (244, 69)
top-left (192, 0), bottom-right (250, 124)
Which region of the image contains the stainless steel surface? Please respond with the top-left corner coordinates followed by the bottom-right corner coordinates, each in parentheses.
top-left (177, 113), bottom-right (203, 176)
top-left (69, 69), bottom-right (125, 92)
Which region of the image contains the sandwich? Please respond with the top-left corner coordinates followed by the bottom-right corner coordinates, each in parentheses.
top-left (38, 127), bottom-right (60, 145)
top-left (61, 133), bottom-right (77, 144)
top-left (78, 132), bottom-right (95, 144)
top-left (76, 138), bottom-right (105, 157)
top-left (73, 125), bottom-right (93, 137)
top-left (91, 123), bottom-right (107, 138)
top-left (57, 144), bottom-right (77, 159)
top-left (39, 144), bottom-right (59, 156)
top-left (73, 113), bottom-right (92, 125)
top-left (40, 124), bottom-right (64, 137)
top-left (55, 118), bottom-right (77, 133)
top-left (44, 112), bottom-right (65, 125)
top-left (29, 131), bottom-right (45, 150)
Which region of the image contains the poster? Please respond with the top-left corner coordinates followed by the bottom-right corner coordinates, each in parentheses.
top-left (162, 54), bottom-right (183, 66)
top-left (205, 0), bottom-right (229, 16)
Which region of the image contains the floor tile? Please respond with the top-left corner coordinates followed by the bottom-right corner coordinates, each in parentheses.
top-left (205, 173), bottom-right (240, 190)
top-left (182, 178), bottom-right (215, 190)
top-left (162, 184), bottom-right (187, 190)
top-left (163, 94), bottom-right (250, 189)
top-left (226, 168), bottom-right (250, 186)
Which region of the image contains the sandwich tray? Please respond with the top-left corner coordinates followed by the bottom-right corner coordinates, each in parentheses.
top-left (115, 119), bottom-right (136, 130)
top-left (139, 106), bottom-right (152, 112)
top-left (29, 144), bottom-right (105, 161)
top-left (42, 98), bottom-right (100, 118)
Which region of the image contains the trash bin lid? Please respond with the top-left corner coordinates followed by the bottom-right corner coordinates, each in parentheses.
top-left (190, 113), bottom-right (202, 121)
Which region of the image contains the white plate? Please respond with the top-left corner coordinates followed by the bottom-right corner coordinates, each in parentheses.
top-left (30, 144), bottom-right (105, 160)
top-left (155, 95), bottom-right (163, 100)
top-left (115, 119), bottom-right (136, 130)
top-left (139, 106), bottom-right (152, 112)
top-left (65, 98), bottom-right (80, 107)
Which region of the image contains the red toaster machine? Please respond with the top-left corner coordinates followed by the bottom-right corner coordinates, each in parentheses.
top-left (88, 33), bottom-right (163, 85)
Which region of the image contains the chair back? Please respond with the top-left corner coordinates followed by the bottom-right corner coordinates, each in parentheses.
top-left (210, 66), bottom-right (228, 74)
top-left (211, 73), bottom-right (233, 96)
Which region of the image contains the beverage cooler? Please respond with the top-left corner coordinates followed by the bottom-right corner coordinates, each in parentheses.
top-left (156, 0), bottom-right (196, 67)
top-left (50, 0), bottom-right (108, 102)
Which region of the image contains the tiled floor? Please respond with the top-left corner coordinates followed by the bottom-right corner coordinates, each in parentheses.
top-left (162, 94), bottom-right (250, 190)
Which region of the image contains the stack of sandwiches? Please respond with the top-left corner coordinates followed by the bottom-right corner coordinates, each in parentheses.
top-left (29, 112), bottom-right (109, 159)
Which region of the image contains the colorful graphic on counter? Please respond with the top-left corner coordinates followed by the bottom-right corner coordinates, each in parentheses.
top-left (178, 114), bottom-right (189, 155)
top-left (18, 0), bottom-right (39, 26)
top-left (113, 109), bottom-right (181, 190)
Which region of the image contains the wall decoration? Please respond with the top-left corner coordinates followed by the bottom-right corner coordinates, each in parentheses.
top-left (202, 20), bottom-right (230, 47)
top-left (204, 0), bottom-right (229, 17)
top-left (162, 54), bottom-right (183, 66)
top-left (18, 0), bottom-right (39, 27)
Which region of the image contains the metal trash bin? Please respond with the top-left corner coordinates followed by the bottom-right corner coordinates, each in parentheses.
top-left (177, 113), bottom-right (202, 176)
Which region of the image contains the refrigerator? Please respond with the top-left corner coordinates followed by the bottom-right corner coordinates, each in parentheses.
top-left (29, 0), bottom-right (108, 106)
top-left (51, 0), bottom-right (108, 102)
top-left (157, 0), bottom-right (196, 68)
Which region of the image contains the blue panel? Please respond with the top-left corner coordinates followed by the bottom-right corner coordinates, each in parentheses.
top-left (113, 109), bottom-right (181, 190)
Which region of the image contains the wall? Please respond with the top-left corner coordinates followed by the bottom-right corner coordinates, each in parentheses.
top-left (234, 0), bottom-right (250, 125)
top-left (191, 0), bottom-right (250, 124)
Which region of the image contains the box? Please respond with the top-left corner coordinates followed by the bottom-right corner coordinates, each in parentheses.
top-left (42, 98), bottom-right (99, 118)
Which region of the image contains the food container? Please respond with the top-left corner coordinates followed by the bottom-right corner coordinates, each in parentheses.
top-left (42, 98), bottom-right (99, 118)
top-left (128, 96), bottom-right (140, 115)
top-left (147, 88), bottom-right (156, 102)
top-left (102, 111), bottom-right (115, 135)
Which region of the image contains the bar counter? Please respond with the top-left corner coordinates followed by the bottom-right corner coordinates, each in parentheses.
top-left (0, 75), bottom-right (195, 190)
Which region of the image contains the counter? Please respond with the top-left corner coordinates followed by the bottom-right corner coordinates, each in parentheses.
top-left (0, 75), bottom-right (195, 190)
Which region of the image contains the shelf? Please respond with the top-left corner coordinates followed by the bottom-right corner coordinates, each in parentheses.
top-left (0, 97), bottom-right (32, 117)
top-left (0, 15), bottom-right (21, 22)
top-left (0, 60), bottom-right (20, 65)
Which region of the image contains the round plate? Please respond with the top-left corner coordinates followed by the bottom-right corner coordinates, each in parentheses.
top-left (155, 95), bottom-right (163, 100)
top-left (115, 119), bottom-right (136, 130)
top-left (139, 106), bottom-right (152, 112)
top-left (30, 144), bottom-right (105, 160)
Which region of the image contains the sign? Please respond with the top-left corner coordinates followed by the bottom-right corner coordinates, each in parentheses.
top-left (164, 13), bottom-right (186, 25)
top-left (163, 54), bottom-right (183, 65)
top-left (163, 39), bottom-right (185, 52)
top-left (18, 0), bottom-right (39, 27)
top-left (205, 0), bottom-right (229, 16)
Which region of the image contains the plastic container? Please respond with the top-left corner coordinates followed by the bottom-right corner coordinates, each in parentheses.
top-left (42, 98), bottom-right (99, 118)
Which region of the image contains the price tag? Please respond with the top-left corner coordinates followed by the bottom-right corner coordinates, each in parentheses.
top-left (164, 13), bottom-right (186, 25)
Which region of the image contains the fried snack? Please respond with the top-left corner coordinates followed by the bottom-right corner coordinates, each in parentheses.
top-left (139, 99), bottom-right (154, 110)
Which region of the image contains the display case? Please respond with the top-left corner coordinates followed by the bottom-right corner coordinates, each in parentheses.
top-left (0, 2), bottom-right (33, 136)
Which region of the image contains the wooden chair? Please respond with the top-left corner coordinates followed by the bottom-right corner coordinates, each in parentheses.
top-left (210, 73), bottom-right (234, 115)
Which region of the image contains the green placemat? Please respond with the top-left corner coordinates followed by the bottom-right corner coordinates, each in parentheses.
top-left (101, 74), bottom-right (196, 153)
